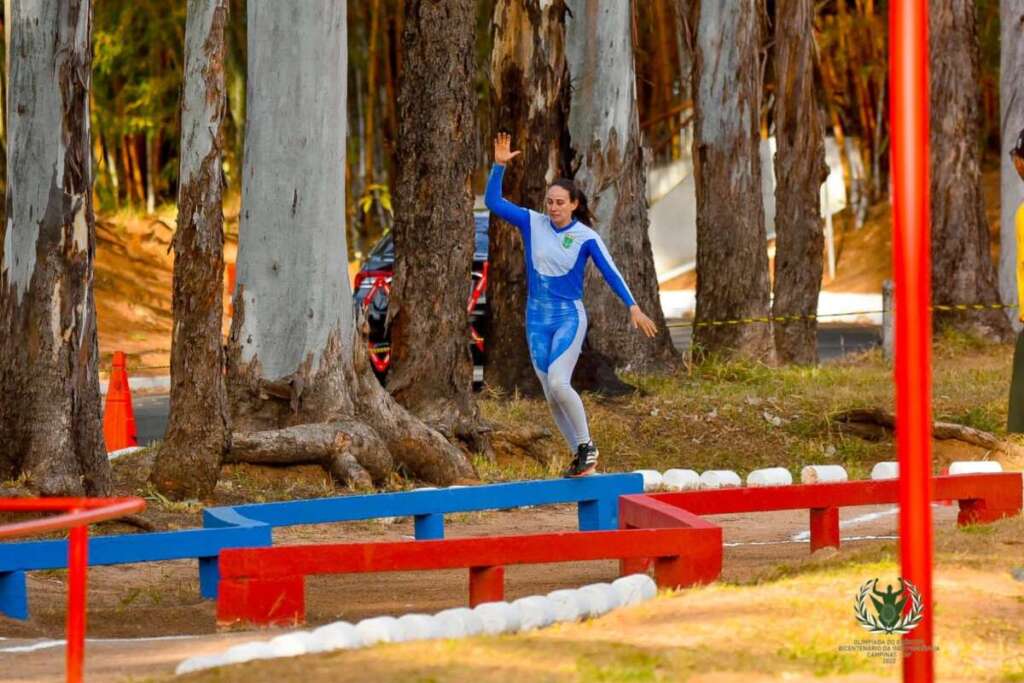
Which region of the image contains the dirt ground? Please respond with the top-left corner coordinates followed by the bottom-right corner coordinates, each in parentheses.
top-left (0, 500), bottom-right (980, 682)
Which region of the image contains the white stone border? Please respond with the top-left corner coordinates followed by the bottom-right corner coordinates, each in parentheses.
top-left (175, 574), bottom-right (657, 675)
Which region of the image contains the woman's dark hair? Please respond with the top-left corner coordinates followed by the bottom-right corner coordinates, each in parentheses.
top-left (549, 178), bottom-right (594, 225)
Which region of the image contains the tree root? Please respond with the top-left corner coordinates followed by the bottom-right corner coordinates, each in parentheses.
top-left (491, 425), bottom-right (554, 464)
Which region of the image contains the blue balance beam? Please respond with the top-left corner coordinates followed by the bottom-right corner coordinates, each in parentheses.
top-left (0, 474), bottom-right (642, 620)
top-left (0, 519), bottom-right (271, 620)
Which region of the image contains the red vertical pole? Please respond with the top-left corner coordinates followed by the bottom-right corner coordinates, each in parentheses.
top-left (66, 521), bottom-right (88, 683)
top-left (890, 1), bottom-right (934, 681)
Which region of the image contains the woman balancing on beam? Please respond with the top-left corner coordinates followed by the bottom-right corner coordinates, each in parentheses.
top-left (486, 132), bottom-right (658, 477)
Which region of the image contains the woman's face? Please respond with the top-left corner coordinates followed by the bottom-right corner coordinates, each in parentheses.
top-left (546, 185), bottom-right (578, 227)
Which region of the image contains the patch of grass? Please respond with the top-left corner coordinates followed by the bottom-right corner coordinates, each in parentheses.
top-left (575, 650), bottom-right (664, 682)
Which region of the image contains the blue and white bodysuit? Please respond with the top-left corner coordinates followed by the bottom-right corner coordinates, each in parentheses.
top-left (485, 164), bottom-right (636, 450)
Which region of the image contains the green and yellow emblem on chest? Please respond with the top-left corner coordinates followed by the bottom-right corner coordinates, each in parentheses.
top-left (562, 234), bottom-right (574, 249)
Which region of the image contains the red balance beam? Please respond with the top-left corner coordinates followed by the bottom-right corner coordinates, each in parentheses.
top-left (217, 525), bottom-right (717, 626)
top-left (618, 493), bottom-right (722, 581)
top-left (648, 473), bottom-right (1021, 552)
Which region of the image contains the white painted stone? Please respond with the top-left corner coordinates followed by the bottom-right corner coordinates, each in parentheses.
top-left (175, 654), bottom-right (225, 675)
top-left (699, 470), bottom-right (742, 489)
top-left (307, 621), bottom-right (364, 652)
top-left (633, 469), bottom-right (663, 491)
top-left (473, 601), bottom-right (520, 634)
top-left (434, 607), bottom-right (483, 636)
top-left (870, 462), bottom-right (899, 480)
top-left (746, 467), bottom-right (793, 487)
top-left (268, 632), bottom-right (309, 657)
top-left (512, 596), bottom-right (557, 630)
top-left (396, 613), bottom-right (439, 641)
top-left (545, 589), bottom-right (584, 622)
top-left (355, 616), bottom-right (404, 646)
top-left (661, 469), bottom-right (700, 491)
top-left (948, 461), bottom-right (1003, 475)
top-left (800, 465), bottom-right (848, 484)
top-left (433, 610), bottom-right (469, 638)
top-left (611, 574), bottom-right (657, 606)
top-left (221, 641), bottom-right (277, 664)
top-left (579, 583), bottom-right (621, 617)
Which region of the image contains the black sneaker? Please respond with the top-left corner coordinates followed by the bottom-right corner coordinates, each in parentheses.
top-left (564, 442), bottom-right (599, 477)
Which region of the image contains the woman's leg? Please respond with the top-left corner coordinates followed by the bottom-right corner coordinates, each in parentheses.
top-left (544, 301), bottom-right (590, 447)
top-left (526, 314), bottom-right (578, 449)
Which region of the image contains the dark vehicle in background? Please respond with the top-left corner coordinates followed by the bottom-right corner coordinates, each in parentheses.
top-left (352, 211), bottom-right (490, 382)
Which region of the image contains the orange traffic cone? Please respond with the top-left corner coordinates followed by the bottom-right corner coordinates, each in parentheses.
top-left (103, 351), bottom-right (137, 451)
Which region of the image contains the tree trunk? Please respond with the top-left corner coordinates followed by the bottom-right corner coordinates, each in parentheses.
top-left (673, 0), bottom-right (693, 105)
top-left (999, 0), bottom-right (1024, 330)
top-left (0, 0), bottom-right (109, 495)
top-left (486, 0), bottom-right (570, 397)
top-left (564, 0), bottom-right (678, 372)
top-left (226, 0), bottom-right (472, 487)
top-left (690, 0), bottom-right (773, 361)
top-left (772, 0), bottom-right (828, 365)
top-left (929, 0), bottom-right (1012, 341)
top-left (387, 0), bottom-right (485, 447)
top-left (150, 0), bottom-right (230, 501)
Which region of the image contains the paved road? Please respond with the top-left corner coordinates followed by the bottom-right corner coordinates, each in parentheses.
top-left (132, 325), bottom-right (879, 447)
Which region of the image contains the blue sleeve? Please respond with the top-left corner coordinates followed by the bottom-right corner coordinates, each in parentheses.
top-left (588, 236), bottom-right (636, 308)
top-left (484, 164), bottom-right (530, 232)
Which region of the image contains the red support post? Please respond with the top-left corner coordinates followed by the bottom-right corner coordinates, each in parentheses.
top-left (468, 566), bottom-right (505, 606)
top-left (890, 1), bottom-right (934, 680)
top-left (809, 507), bottom-right (840, 552)
top-left (65, 521), bottom-right (88, 683)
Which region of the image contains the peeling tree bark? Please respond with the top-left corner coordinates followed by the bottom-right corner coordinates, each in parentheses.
top-left (150, 0), bottom-right (230, 500)
top-left (564, 0), bottom-right (678, 373)
top-left (772, 0), bottom-right (828, 365)
top-left (999, 0), bottom-right (1024, 330)
top-left (486, 0), bottom-right (570, 397)
top-left (387, 0), bottom-right (485, 449)
top-left (690, 0), bottom-right (773, 361)
top-left (929, 0), bottom-right (1012, 341)
top-left (0, 0), bottom-right (109, 496)
top-left (225, 1), bottom-right (473, 487)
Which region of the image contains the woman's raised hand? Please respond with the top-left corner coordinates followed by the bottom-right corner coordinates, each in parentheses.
top-left (494, 132), bottom-right (521, 166)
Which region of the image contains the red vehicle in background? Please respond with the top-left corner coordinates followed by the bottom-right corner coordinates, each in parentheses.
top-left (352, 211), bottom-right (490, 383)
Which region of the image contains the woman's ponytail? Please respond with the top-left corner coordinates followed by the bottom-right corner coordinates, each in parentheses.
top-left (549, 178), bottom-right (595, 226)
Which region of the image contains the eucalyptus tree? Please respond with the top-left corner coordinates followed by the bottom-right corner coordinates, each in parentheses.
top-left (224, 0), bottom-right (473, 487)
top-left (930, 0), bottom-right (1010, 340)
top-left (690, 0), bottom-right (773, 360)
top-left (0, 0), bottom-right (110, 495)
top-left (150, 0), bottom-right (231, 500)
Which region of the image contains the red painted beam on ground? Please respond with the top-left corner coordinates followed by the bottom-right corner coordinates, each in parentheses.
top-left (218, 526), bottom-right (715, 626)
top-left (647, 474), bottom-right (1021, 520)
top-left (617, 494), bottom-right (723, 582)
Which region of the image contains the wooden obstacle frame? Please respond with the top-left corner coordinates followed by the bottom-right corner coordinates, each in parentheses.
top-left (216, 490), bottom-right (722, 626)
top-left (0, 474), bottom-right (641, 619)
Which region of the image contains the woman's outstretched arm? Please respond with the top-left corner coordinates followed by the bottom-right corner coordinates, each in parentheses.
top-left (588, 236), bottom-right (658, 338)
top-left (485, 133), bottom-right (530, 231)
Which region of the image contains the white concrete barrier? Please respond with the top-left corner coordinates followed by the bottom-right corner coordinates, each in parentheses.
top-left (948, 461), bottom-right (1003, 475)
top-left (800, 465), bottom-right (848, 484)
top-left (633, 469), bottom-right (663, 491)
top-left (578, 583), bottom-right (621, 617)
top-left (611, 574), bottom-right (657, 606)
top-left (221, 642), bottom-right (277, 665)
top-left (546, 589), bottom-right (584, 622)
top-left (473, 601), bottom-right (520, 634)
top-left (267, 632), bottom-right (309, 657)
top-left (396, 614), bottom-right (438, 641)
top-left (871, 462), bottom-right (899, 480)
top-left (512, 596), bottom-right (557, 630)
top-left (699, 470), bottom-right (741, 489)
top-left (661, 469), bottom-right (700, 491)
top-left (746, 467), bottom-right (793, 487)
top-left (434, 607), bottom-right (484, 637)
top-left (356, 616), bottom-right (405, 645)
top-left (306, 621), bottom-right (363, 653)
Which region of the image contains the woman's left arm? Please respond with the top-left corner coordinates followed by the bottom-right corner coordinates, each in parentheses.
top-left (589, 237), bottom-right (658, 338)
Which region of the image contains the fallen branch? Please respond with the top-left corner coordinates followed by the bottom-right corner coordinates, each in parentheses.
top-left (491, 426), bottom-right (554, 464)
top-left (832, 408), bottom-right (1008, 452)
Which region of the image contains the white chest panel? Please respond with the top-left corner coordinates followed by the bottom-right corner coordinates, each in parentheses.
top-left (528, 210), bottom-right (594, 276)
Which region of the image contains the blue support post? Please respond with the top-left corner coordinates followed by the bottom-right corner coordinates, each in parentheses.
top-left (413, 513), bottom-right (445, 539)
top-left (199, 557), bottom-right (220, 599)
top-left (0, 571), bottom-right (27, 620)
top-left (577, 496), bottom-right (618, 531)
